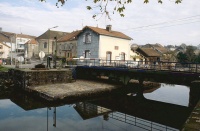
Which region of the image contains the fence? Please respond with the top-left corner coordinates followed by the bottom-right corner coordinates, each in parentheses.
top-left (65, 58), bottom-right (200, 73)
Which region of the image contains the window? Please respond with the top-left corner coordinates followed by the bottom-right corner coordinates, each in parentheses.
top-left (114, 46), bottom-right (119, 50)
top-left (106, 51), bottom-right (112, 63)
top-left (44, 42), bottom-right (47, 48)
top-left (83, 33), bottom-right (91, 43)
top-left (120, 52), bottom-right (125, 60)
top-left (0, 45), bottom-right (3, 49)
top-left (85, 50), bottom-right (90, 58)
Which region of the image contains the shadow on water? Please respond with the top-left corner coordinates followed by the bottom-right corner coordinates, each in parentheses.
top-left (1, 81), bottom-right (199, 131)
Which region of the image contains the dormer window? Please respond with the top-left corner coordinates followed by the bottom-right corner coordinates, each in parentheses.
top-left (83, 33), bottom-right (91, 43)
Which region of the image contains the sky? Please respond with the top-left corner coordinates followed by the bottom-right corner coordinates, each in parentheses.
top-left (0, 0), bottom-right (199, 46)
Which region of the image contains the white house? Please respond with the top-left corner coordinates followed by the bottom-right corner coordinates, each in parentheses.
top-left (0, 42), bottom-right (11, 59)
top-left (16, 34), bottom-right (36, 53)
top-left (77, 25), bottom-right (132, 63)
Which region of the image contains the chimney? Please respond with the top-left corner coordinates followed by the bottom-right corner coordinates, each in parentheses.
top-left (106, 25), bottom-right (112, 32)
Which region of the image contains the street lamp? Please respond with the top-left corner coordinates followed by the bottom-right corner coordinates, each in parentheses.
top-left (48, 26), bottom-right (58, 55)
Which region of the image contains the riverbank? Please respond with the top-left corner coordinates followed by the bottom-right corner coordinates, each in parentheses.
top-left (182, 100), bottom-right (200, 131)
top-left (182, 81), bottom-right (200, 131)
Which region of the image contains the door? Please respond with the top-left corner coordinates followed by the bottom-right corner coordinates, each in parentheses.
top-left (106, 51), bottom-right (112, 65)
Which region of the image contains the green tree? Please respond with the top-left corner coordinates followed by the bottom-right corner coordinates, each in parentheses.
top-left (176, 52), bottom-right (187, 63)
top-left (185, 46), bottom-right (196, 62)
top-left (194, 53), bottom-right (200, 63)
top-left (39, 0), bottom-right (182, 19)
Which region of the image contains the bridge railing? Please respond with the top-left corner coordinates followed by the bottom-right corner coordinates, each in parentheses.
top-left (66, 58), bottom-right (200, 73)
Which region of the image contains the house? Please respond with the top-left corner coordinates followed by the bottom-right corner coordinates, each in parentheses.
top-left (15, 34), bottom-right (36, 53)
top-left (24, 39), bottom-right (39, 59)
top-left (57, 30), bottom-right (81, 58)
top-left (37, 30), bottom-right (68, 56)
top-left (77, 25), bottom-right (132, 62)
top-left (0, 31), bottom-right (16, 52)
top-left (0, 42), bottom-right (11, 59)
top-left (141, 43), bottom-right (169, 61)
top-left (165, 45), bottom-right (176, 51)
top-left (135, 48), bottom-right (161, 64)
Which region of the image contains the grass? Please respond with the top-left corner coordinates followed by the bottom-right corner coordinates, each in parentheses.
top-left (0, 65), bottom-right (10, 72)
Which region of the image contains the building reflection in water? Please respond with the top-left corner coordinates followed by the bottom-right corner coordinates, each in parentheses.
top-left (73, 102), bottom-right (179, 131)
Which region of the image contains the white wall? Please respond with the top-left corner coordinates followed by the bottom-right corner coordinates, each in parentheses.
top-left (0, 43), bottom-right (11, 59)
top-left (99, 35), bottom-right (131, 60)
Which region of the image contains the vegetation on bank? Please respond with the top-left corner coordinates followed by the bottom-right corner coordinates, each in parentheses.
top-left (0, 65), bottom-right (10, 72)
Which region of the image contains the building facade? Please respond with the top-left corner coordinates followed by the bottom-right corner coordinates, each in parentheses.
top-left (24, 39), bottom-right (39, 59)
top-left (0, 42), bottom-right (11, 59)
top-left (57, 30), bottom-right (80, 58)
top-left (77, 25), bottom-right (132, 62)
top-left (37, 30), bottom-right (68, 56)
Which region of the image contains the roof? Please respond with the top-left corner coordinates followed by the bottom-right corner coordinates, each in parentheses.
top-left (0, 42), bottom-right (11, 48)
top-left (141, 43), bottom-right (168, 54)
top-left (0, 32), bottom-right (15, 43)
top-left (16, 34), bottom-right (36, 39)
top-left (136, 48), bottom-right (161, 57)
top-left (153, 44), bottom-right (168, 54)
top-left (37, 30), bottom-right (69, 40)
top-left (0, 31), bottom-right (36, 42)
top-left (81, 26), bottom-right (132, 40)
top-left (57, 30), bottom-right (81, 42)
top-left (25, 39), bottom-right (38, 44)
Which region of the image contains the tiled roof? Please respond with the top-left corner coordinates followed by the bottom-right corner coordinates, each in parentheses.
top-left (58, 30), bottom-right (81, 42)
top-left (136, 48), bottom-right (161, 57)
top-left (82, 26), bottom-right (132, 40)
top-left (16, 34), bottom-right (36, 39)
top-left (25, 39), bottom-right (38, 44)
top-left (0, 42), bottom-right (11, 48)
top-left (37, 30), bottom-right (69, 40)
top-left (0, 31), bottom-right (36, 42)
top-left (153, 44), bottom-right (168, 54)
top-left (0, 32), bottom-right (15, 43)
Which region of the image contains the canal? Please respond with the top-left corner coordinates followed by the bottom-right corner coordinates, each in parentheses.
top-left (0, 83), bottom-right (197, 131)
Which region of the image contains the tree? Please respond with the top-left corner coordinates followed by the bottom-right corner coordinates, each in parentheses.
top-left (195, 53), bottom-right (200, 63)
top-left (185, 46), bottom-right (196, 62)
top-left (39, 0), bottom-right (183, 19)
top-left (176, 52), bottom-right (187, 63)
top-left (176, 46), bottom-right (197, 63)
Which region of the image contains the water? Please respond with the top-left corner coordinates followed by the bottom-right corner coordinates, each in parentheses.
top-left (0, 84), bottom-right (195, 131)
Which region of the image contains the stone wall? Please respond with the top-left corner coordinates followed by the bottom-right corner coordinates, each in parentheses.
top-left (9, 69), bottom-right (73, 89)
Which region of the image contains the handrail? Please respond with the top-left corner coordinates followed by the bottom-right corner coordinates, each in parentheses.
top-left (65, 59), bottom-right (200, 73)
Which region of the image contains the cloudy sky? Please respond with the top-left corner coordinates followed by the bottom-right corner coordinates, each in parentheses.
top-left (0, 0), bottom-right (199, 46)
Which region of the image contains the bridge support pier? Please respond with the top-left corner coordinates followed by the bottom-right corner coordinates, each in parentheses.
top-left (189, 80), bottom-right (200, 107)
top-left (136, 77), bottom-right (145, 99)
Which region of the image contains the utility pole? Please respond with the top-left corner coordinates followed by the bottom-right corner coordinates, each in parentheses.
top-left (54, 36), bottom-right (57, 68)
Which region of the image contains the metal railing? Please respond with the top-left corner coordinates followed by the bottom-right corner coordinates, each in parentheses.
top-left (109, 112), bottom-right (178, 131)
top-left (65, 58), bottom-right (200, 73)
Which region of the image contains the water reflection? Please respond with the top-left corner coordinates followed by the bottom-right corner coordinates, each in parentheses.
top-left (74, 102), bottom-right (178, 131)
top-left (0, 83), bottom-right (200, 131)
